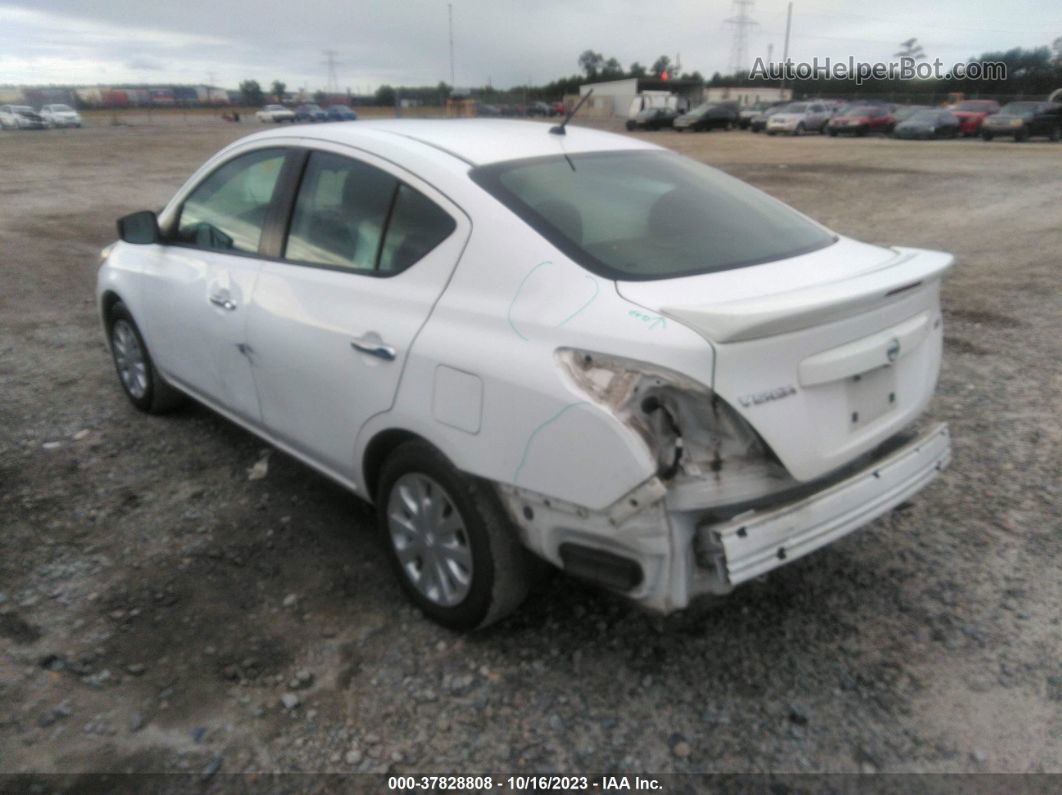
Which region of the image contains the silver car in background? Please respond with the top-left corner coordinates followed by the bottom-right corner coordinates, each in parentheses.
top-left (767, 101), bottom-right (831, 135)
top-left (0, 105), bottom-right (46, 130)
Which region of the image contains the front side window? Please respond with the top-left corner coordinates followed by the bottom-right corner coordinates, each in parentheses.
top-left (176, 148), bottom-right (286, 253)
top-left (284, 151), bottom-right (455, 274)
top-left (471, 150), bottom-right (836, 281)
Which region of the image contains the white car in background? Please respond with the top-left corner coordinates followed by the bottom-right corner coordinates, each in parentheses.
top-left (97, 120), bottom-right (952, 630)
top-left (767, 101), bottom-right (832, 135)
top-left (0, 104), bottom-right (46, 129)
top-left (255, 104), bottom-right (295, 123)
top-left (40, 104), bottom-right (83, 128)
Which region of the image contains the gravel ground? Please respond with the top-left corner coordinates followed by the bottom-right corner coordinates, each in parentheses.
top-left (1, 119), bottom-right (1059, 783)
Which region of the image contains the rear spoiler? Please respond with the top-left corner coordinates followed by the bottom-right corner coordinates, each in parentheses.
top-left (661, 247), bottom-right (953, 343)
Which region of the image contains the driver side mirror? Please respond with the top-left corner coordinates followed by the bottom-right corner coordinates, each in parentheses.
top-left (117, 210), bottom-right (160, 245)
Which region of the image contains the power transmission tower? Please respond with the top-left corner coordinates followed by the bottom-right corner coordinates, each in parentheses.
top-left (322, 50), bottom-right (341, 94)
top-left (724, 0), bottom-right (759, 77)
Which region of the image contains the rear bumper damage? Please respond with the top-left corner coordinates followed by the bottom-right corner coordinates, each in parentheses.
top-left (500, 422), bottom-right (950, 612)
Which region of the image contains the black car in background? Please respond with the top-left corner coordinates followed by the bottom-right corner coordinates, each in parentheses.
top-left (893, 109), bottom-right (961, 139)
top-left (748, 104), bottom-right (786, 133)
top-left (294, 104), bottom-right (328, 123)
top-left (673, 102), bottom-right (739, 132)
top-left (625, 107), bottom-right (680, 131)
top-left (738, 101), bottom-right (785, 129)
top-left (980, 102), bottom-right (1062, 141)
top-left (890, 105), bottom-right (933, 129)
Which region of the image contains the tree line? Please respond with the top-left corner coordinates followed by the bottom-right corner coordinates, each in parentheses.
top-left (240, 39), bottom-right (1062, 107)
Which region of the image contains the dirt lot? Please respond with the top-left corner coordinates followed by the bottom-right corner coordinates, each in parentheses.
top-left (1, 118), bottom-right (1059, 784)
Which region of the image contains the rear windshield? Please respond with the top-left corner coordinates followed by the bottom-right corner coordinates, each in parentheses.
top-left (470, 150), bottom-right (836, 280)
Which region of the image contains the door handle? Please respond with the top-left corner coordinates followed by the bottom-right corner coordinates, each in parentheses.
top-left (209, 294), bottom-right (237, 311)
top-left (350, 337), bottom-right (397, 361)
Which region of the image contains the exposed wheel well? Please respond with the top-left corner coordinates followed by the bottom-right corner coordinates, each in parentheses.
top-left (100, 291), bottom-right (123, 328)
top-left (362, 429), bottom-right (432, 503)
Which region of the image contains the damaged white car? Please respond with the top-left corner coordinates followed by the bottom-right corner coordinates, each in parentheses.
top-left (97, 120), bottom-right (952, 629)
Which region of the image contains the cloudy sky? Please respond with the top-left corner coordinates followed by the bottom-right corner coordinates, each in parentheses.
top-left (0, 0), bottom-right (1058, 91)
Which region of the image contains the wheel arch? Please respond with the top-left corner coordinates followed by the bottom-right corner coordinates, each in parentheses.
top-left (100, 289), bottom-right (124, 330)
top-left (362, 427), bottom-right (440, 504)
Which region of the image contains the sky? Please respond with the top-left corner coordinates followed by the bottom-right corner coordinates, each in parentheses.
top-left (0, 0), bottom-right (1058, 91)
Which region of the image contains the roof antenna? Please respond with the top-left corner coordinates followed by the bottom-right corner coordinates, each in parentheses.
top-left (550, 89), bottom-right (593, 135)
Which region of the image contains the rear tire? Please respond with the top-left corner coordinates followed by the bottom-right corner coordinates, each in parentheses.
top-left (981, 131), bottom-right (993, 141)
top-left (107, 301), bottom-right (185, 413)
top-left (376, 441), bottom-right (532, 631)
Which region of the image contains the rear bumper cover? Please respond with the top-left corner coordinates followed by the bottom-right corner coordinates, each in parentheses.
top-left (691, 422), bottom-right (950, 591)
top-left (503, 422), bottom-right (950, 613)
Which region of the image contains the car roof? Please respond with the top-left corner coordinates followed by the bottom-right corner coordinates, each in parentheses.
top-left (244, 119), bottom-right (659, 167)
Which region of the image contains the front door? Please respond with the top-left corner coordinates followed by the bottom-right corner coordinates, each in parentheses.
top-left (139, 146), bottom-right (289, 423)
top-left (245, 147), bottom-right (470, 479)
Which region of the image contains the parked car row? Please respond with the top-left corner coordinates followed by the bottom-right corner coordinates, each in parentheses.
top-left (476, 101), bottom-right (567, 118)
top-left (629, 97), bottom-right (1062, 142)
top-left (0, 103), bottom-right (82, 129)
top-left (626, 102), bottom-right (740, 132)
top-left (256, 104), bottom-right (358, 124)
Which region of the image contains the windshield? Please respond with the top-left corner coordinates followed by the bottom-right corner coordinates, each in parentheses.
top-left (782, 103), bottom-right (807, 113)
top-left (14, 106), bottom-right (34, 113)
top-left (909, 111), bottom-right (943, 123)
top-left (50, 104), bottom-right (73, 112)
top-left (1000, 102), bottom-right (1037, 115)
top-left (956, 101), bottom-right (994, 111)
top-left (470, 150), bottom-right (836, 281)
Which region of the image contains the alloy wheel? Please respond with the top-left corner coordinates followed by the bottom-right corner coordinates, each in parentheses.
top-left (387, 473), bottom-right (473, 607)
top-left (111, 319), bottom-right (148, 399)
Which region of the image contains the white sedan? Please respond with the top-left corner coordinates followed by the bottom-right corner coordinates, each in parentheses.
top-left (40, 103), bottom-right (83, 128)
top-left (96, 120), bottom-right (952, 629)
top-left (0, 104), bottom-right (45, 129)
top-left (255, 104), bottom-right (295, 123)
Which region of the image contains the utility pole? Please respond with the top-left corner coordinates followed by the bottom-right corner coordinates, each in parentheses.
top-left (781, 1), bottom-right (792, 93)
top-left (724, 0), bottom-right (759, 77)
top-left (448, 3), bottom-right (455, 86)
top-left (322, 49), bottom-right (341, 95)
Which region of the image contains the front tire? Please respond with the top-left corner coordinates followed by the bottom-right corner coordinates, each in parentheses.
top-left (376, 441), bottom-right (532, 631)
top-left (107, 301), bottom-right (185, 414)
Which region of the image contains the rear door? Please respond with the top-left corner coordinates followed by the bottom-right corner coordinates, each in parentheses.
top-left (139, 146), bottom-right (291, 423)
top-left (244, 145), bottom-right (470, 479)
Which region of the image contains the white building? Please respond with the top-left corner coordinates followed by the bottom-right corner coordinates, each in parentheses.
top-left (580, 78), bottom-right (790, 119)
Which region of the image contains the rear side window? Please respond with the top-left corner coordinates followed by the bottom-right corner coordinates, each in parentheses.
top-left (378, 185), bottom-right (457, 273)
top-left (284, 151), bottom-right (456, 274)
top-left (471, 150), bottom-right (835, 281)
top-left (176, 148), bottom-right (286, 253)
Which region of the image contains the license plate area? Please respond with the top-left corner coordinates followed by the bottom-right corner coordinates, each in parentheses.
top-left (847, 365), bottom-right (897, 430)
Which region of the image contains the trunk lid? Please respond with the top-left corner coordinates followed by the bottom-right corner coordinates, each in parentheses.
top-left (616, 238), bottom-right (953, 481)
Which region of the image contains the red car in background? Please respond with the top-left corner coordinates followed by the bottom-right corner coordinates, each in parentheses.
top-left (949, 100), bottom-right (1000, 136)
top-left (825, 104), bottom-right (895, 136)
